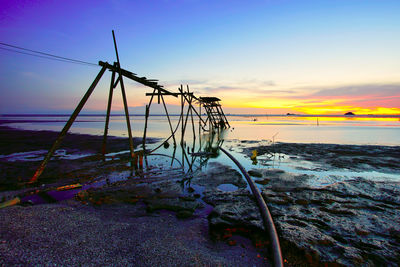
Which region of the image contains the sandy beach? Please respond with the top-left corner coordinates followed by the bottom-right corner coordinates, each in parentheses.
top-left (1, 126), bottom-right (400, 266)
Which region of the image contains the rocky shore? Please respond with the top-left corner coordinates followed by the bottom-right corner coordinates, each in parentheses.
top-left (0, 126), bottom-right (268, 266)
top-left (1, 126), bottom-right (399, 266)
top-left (205, 168), bottom-right (400, 266)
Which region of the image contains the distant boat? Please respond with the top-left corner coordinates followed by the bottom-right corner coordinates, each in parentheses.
top-left (344, 112), bottom-right (355, 116)
top-left (286, 113), bottom-right (296, 116)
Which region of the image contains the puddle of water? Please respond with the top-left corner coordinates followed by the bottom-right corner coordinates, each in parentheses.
top-left (0, 149), bottom-right (93, 162)
top-left (10, 130), bottom-right (399, 207)
top-left (217, 183), bottom-right (239, 192)
top-left (219, 140), bottom-right (400, 189)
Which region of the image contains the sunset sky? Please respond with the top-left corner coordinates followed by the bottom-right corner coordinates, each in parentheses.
top-left (1, 0), bottom-right (399, 115)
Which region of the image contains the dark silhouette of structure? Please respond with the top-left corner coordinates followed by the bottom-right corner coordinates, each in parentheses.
top-left (30, 31), bottom-right (229, 183)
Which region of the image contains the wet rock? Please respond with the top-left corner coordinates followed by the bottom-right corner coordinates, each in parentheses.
top-left (191, 162), bottom-right (247, 190)
top-left (245, 143), bottom-right (400, 173)
top-left (268, 179), bottom-right (400, 266)
top-left (146, 198), bottom-right (199, 212)
top-left (248, 170), bottom-right (262, 178)
top-left (205, 172), bottom-right (400, 265)
top-left (294, 199), bottom-right (309, 205)
top-left (253, 169), bottom-right (313, 192)
top-left (145, 198), bottom-right (200, 218)
top-left (203, 189), bottom-right (264, 230)
top-left (176, 210), bottom-right (194, 219)
top-left (254, 179), bottom-right (270, 185)
top-left (179, 196), bottom-right (196, 202)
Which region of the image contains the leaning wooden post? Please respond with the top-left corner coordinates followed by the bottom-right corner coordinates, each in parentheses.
top-left (102, 63), bottom-right (117, 158)
top-left (180, 85), bottom-right (184, 146)
top-left (118, 71), bottom-right (135, 160)
top-left (199, 102), bottom-right (202, 149)
top-left (218, 104), bottom-right (230, 128)
top-left (160, 94), bottom-right (177, 146)
top-left (143, 104), bottom-right (150, 151)
top-left (179, 85), bottom-right (185, 167)
top-left (188, 86), bottom-right (196, 152)
top-left (170, 145), bottom-right (177, 167)
top-left (181, 88), bottom-right (192, 148)
top-left (143, 88), bottom-right (156, 152)
top-left (30, 65), bottom-right (107, 183)
top-left (180, 93), bottom-right (207, 127)
top-left (112, 30), bottom-right (135, 161)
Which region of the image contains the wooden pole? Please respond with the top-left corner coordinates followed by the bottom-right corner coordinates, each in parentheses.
top-left (180, 85), bottom-right (185, 146)
top-left (171, 145), bottom-right (177, 167)
top-left (30, 65), bottom-right (107, 183)
top-left (161, 94), bottom-right (176, 146)
top-left (143, 89), bottom-right (156, 153)
top-left (180, 93), bottom-right (207, 126)
top-left (143, 104), bottom-right (149, 151)
top-left (187, 86), bottom-right (196, 152)
top-left (199, 102), bottom-right (202, 149)
top-left (112, 30), bottom-right (135, 160)
top-left (182, 94), bottom-right (191, 146)
top-left (102, 63), bottom-right (117, 157)
top-left (218, 104), bottom-right (230, 128)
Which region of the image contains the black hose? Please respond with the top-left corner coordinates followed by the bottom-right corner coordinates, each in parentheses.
top-left (219, 147), bottom-right (283, 267)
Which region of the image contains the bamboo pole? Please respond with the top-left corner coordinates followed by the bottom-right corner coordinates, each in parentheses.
top-left (161, 94), bottom-right (176, 146)
top-left (112, 30), bottom-right (135, 160)
top-left (30, 65), bottom-right (107, 183)
top-left (180, 85), bottom-right (185, 147)
top-left (180, 93), bottom-right (207, 126)
top-left (182, 93), bottom-right (192, 145)
top-left (199, 103), bottom-right (202, 149)
top-left (102, 63), bottom-right (117, 158)
top-left (187, 86), bottom-right (196, 152)
top-left (218, 104), bottom-right (230, 128)
top-left (143, 88), bottom-right (156, 168)
top-left (143, 88), bottom-right (156, 151)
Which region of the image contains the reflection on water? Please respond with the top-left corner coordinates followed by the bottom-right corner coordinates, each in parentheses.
top-left (1, 114), bottom-right (399, 192)
top-left (1, 114), bottom-right (399, 145)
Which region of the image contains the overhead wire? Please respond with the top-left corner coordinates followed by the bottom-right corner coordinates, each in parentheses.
top-left (0, 47), bottom-right (97, 67)
top-left (0, 41), bottom-right (99, 67)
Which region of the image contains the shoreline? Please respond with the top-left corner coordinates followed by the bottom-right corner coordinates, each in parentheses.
top-left (1, 126), bottom-right (399, 265)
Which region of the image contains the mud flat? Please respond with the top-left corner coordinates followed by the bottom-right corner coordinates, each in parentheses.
top-left (0, 126), bottom-right (268, 266)
top-left (1, 126), bottom-right (400, 266)
top-left (204, 141), bottom-right (400, 266)
top-left (0, 125), bottom-right (158, 190)
top-left (245, 142), bottom-right (400, 173)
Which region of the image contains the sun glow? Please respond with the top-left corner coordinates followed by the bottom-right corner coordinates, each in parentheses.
top-left (221, 95), bottom-right (400, 115)
top-left (294, 106), bottom-right (400, 115)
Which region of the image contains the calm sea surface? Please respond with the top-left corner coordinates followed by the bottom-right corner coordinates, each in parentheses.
top-left (1, 114), bottom-right (399, 186)
top-left (1, 114), bottom-right (399, 146)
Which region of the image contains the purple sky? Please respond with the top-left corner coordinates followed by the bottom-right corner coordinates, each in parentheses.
top-left (1, 0), bottom-right (400, 114)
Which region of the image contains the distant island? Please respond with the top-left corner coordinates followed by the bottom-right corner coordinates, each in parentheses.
top-left (344, 112), bottom-right (355, 116)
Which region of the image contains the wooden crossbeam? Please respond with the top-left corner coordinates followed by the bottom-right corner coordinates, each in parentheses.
top-left (146, 92), bottom-right (179, 96)
top-left (98, 61), bottom-right (178, 97)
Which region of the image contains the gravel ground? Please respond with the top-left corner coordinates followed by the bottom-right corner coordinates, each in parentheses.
top-left (0, 200), bottom-right (268, 266)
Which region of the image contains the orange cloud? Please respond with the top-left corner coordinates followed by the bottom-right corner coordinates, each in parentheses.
top-left (207, 83), bottom-right (400, 115)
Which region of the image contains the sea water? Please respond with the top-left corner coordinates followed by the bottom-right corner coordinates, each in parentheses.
top-left (1, 114), bottom-right (399, 146)
top-left (1, 114), bottom-right (399, 188)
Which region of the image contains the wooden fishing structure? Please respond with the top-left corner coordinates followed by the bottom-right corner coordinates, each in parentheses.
top-left (17, 31), bottom-right (283, 267)
top-left (198, 97), bottom-right (230, 129)
top-left (30, 31), bottom-right (230, 183)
